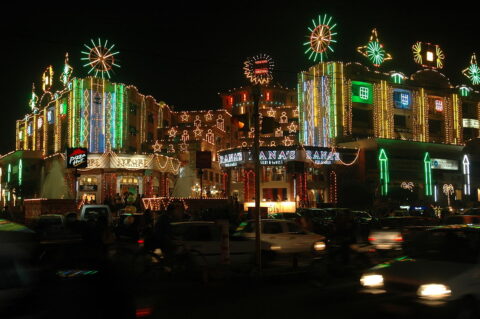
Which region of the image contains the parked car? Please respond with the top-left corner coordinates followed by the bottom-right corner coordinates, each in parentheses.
top-left (32, 214), bottom-right (82, 242)
top-left (235, 219), bottom-right (326, 258)
top-left (360, 225), bottom-right (480, 317)
top-left (80, 205), bottom-right (113, 226)
top-left (368, 216), bottom-right (439, 252)
top-left (463, 207), bottom-right (480, 215)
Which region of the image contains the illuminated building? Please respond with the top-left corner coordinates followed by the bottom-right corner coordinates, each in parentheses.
top-left (1, 49), bottom-right (180, 206)
top-left (298, 60), bottom-right (480, 204)
top-left (218, 85), bottom-right (358, 211)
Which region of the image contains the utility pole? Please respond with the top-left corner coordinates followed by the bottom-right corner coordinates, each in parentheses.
top-left (252, 84), bottom-right (262, 272)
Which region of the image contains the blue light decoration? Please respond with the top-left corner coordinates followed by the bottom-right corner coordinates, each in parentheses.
top-left (393, 89), bottom-right (412, 109)
top-left (27, 123), bottom-right (33, 136)
top-left (47, 107), bottom-right (55, 124)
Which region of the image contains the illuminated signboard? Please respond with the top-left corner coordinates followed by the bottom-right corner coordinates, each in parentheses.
top-left (431, 158), bottom-right (458, 171)
top-left (463, 118), bottom-right (480, 129)
top-left (219, 151), bottom-right (243, 167)
top-left (393, 89), bottom-right (412, 109)
top-left (351, 81), bottom-right (373, 104)
top-left (66, 148), bottom-right (88, 168)
top-left (219, 147), bottom-right (342, 167)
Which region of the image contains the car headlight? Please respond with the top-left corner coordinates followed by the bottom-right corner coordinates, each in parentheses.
top-left (417, 284), bottom-right (451, 299)
top-left (360, 274), bottom-right (384, 288)
top-left (270, 245), bottom-right (282, 251)
top-left (313, 241), bottom-right (326, 251)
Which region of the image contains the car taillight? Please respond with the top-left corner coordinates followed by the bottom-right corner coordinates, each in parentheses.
top-left (394, 235), bottom-right (403, 242)
top-left (136, 307), bottom-right (152, 318)
top-left (368, 236), bottom-right (376, 242)
top-left (137, 239), bottom-right (145, 244)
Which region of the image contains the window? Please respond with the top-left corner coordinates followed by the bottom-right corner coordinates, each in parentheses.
top-left (359, 87), bottom-right (369, 100)
top-left (148, 113), bottom-right (154, 124)
top-left (263, 222), bottom-right (283, 234)
top-left (129, 126), bottom-right (137, 136)
top-left (394, 115), bottom-right (407, 128)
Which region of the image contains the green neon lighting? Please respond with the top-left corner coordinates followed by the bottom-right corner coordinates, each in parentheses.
top-left (424, 152), bottom-right (433, 196)
top-left (303, 14), bottom-right (337, 63)
top-left (7, 164), bottom-right (11, 183)
top-left (469, 64), bottom-right (480, 85)
top-left (327, 63), bottom-right (338, 138)
top-left (115, 84), bottom-right (125, 149)
top-left (391, 73), bottom-right (404, 84)
top-left (351, 81), bottom-right (373, 104)
top-left (18, 159), bottom-right (23, 186)
top-left (378, 148), bottom-right (389, 196)
top-left (459, 86), bottom-right (471, 97)
top-left (367, 41), bottom-right (385, 66)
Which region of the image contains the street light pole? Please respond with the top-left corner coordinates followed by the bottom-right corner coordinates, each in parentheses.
top-left (252, 84), bottom-right (262, 272)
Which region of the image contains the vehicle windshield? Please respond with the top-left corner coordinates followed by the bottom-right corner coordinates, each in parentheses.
top-left (83, 207), bottom-right (109, 225)
top-left (404, 229), bottom-right (480, 263)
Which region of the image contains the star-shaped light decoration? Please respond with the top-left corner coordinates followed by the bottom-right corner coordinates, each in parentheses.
top-left (241, 142), bottom-right (248, 147)
top-left (270, 141), bottom-right (276, 146)
top-left (267, 107), bottom-right (276, 117)
top-left (357, 28), bottom-right (392, 67)
top-left (462, 53), bottom-right (480, 85)
top-left (283, 136), bottom-right (294, 146)
top-left (193, 126), bottom-right (203, 138)
top-left (287, 122), bottom-right (298, 133)
top-left (168, 127), bottom-right (177, 138)
top-left (152, 140), bottom-right (163, 153)
top-left (180, 111), bottom-right (190, 122)
top-left (292, 109), bottom-right (299, 118)
top-left (259, 140), bottom-right (265, 146)
top-left (179, 143), bottom-right (188, 152)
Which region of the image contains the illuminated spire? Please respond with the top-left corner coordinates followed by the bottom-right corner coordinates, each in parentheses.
top-left (29, 83), bottom-right (38, 112)
top-left (60, 52), bottom-right (73, 86)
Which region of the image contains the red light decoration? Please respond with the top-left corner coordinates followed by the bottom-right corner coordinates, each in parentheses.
top-left (244, 54), bottom-right (274, 85)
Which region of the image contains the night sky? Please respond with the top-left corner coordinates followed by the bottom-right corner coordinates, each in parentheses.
top-left (1, 2), bottom-right (478, 154)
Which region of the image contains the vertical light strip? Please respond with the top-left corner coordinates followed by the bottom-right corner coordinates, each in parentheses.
top-left (43, 110), bottom-right (47, 155)
top-left (463, 155), bottom-right (471, 195)
top-left (378, 148), bottom-right (389, 196)
top-left (434, 185), bottom-right (438, 202)
top-left (8, 164), bottom-right (11, 183)
top-left (424, 152), bottom-right (432, 196)
top-left (18, 159), bottom-right (23, 186)
top-left (331, 62), bottom-right (337, 138)
top-left (112, 83), bottom-right (117, 149)
top-left (24, 120), bottom-right (28, 150)
top-left (16, 121), bottom-right (20, 150)
top-left (32, 114), bottom-right (37, 151)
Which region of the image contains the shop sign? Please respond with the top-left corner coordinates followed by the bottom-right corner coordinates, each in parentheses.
top-left (80, 185), bottom-right (98, 191)
top-left (463, 118), bottom-right (479, 129)
top-left (112, 156), bottom-right (149, 169)
top-left (258, 150), bottom-right (296, 165)
top-left (219, 151), bottom-right (243, 167)
top-left (305, 149), bottom-right (340, 164)
top-left (431, 158), bottom-right (458, 171)
top-left (66, 148), bottom-right (88, 168)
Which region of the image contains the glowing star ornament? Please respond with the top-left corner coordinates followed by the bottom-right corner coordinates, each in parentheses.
top-left (179, 143), bottom-right (188, 152)
top-left (168, 127), bottom-right (177, 138)
top-left (152, 140), bottom-right (163, 153)
top-left (357, 29), bottom-right (392, 67)
top-left (267, 107), bottom-right (276, 117)
top-left (244, 54), bottom-right (274, 85)
top-left (283, 136), bottom-right (294, 146)
top-left (275, 127), bottom-right (283, 137)
top-left (180, 112), bottom-right (190, 122)
top-left (304, 14), bottom-right (337, 62)
top-left (193, 126), bottom-right (203, 138)
top-left (288, 122), bottom-right (298, 133)
top-left (60, 53), bottom-right (73, 87)
top-left (81, 38), bottom-right (120, 79)
top-left (462, 53), bottom-right (480, 85)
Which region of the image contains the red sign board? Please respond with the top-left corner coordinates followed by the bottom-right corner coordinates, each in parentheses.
top-left (66, 148), bottom-right (88, 168)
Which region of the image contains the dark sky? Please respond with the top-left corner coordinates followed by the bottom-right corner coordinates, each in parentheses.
top-left (1, 2), bottom-right (478, 154)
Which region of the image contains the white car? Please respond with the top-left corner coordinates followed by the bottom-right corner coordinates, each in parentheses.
top-left (236, 219), bottom-right (326, 255)
top-left (360, 225), bottom-right (480, 317)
